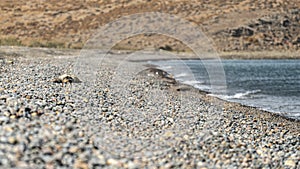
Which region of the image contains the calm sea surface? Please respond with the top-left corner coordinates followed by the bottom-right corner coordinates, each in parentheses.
top-left (151, 59), bottom-right (300, 120)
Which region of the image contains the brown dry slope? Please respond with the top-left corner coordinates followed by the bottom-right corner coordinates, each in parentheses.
top-left (0, 0), bottom-right (300, 55)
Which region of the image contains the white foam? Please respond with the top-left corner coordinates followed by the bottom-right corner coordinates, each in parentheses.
top-left (182, 80), bottom-right (203, 85)
top-left (211, 90), bottom-right (261, 100)
top-left (159, 66), bottom-right (173, 70)
top-left (174, 73), bottom-right (189, 78)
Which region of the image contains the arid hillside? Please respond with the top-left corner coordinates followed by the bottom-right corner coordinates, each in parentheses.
top-left (0, 0), bottom-right (300, 53)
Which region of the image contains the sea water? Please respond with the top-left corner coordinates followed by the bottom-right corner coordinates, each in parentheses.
top-left (150, 59), bottom-right (300, 120)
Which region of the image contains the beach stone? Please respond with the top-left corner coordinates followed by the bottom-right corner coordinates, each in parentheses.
top-left (9, 115), bottom-right (16, 119)
top-left (107, 158), bottom-right (121, 167)
top-left (6, 60), bottom-right (14, 65)
top-left (96, 155), bottom-right (106, 166)
top-left (7, 137), bottom-right (18, 145)
top-left (0, 116), bottom-right (9, 123)
top-left (126, 161), bottom-right (139, 169)
top-left (68, 146), bottom-right (79, 154)
top-left (101, 107), bottom-right (108, 112)
top-left (284, 158), bottom-right (296, 167)
top-left (74, 159), bottom-right (89, 169)
top-left (53, 125), bottom-right (61, 131)
top-left (0, 94), bottom-right (9, 101)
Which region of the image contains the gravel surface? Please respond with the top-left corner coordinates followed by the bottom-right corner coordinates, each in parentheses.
top-left (0, 49), bottom-right (299, 169)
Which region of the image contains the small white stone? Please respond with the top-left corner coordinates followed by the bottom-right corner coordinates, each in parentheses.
top-left (284, 158), bottom-right (296, 167)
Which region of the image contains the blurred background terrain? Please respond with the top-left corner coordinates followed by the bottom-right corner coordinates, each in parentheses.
top-left (1, 0), bottom-right (300, 54)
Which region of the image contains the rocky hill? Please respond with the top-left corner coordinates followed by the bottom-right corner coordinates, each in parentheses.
top-left (0, 0), bottom-right (299, 53)
top-left (214, 9), bottom-right (300, 51)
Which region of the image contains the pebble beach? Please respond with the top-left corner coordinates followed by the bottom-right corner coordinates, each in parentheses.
top-left (0, 47), bottom-right (299, 169)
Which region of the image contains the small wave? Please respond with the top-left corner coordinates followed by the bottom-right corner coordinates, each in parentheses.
top-left (212, 90), bottom-right (261, 100)
top-left (182, 80), bottom-right (204, 86)
top-left (158, 66), bottom-right (173, 70)
top-left (174, 73), bottom-right (189, 78)
top-left (194, 84), bottom-right (211, 91)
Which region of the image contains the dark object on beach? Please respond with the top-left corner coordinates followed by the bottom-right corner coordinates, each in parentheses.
top-left (53, 74), bottom-right (81, 86)
top-left (141, 68), bottom-right (177, 84)
top-left (173, 85), bottom-right (191, 92)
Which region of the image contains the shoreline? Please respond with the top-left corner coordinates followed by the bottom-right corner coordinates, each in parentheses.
top-left (1, 46), bottom-right (299, 122)
top-left (0, 47), bottom-right (299, 168)
top-left (140, 63), bottom-right (300, 134)
top-left (1, 46), bottom-right (300, 60)
top-left (140, 56), bottom-right (300, 123)
top-left (179, 81), bottom-right (300, 123)
top-left (147, 65), bottom-right (300, 122)
top-left (163, 73), bottom-right (300, 134)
